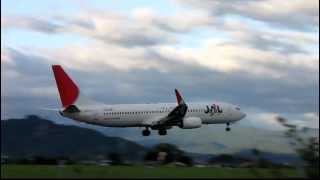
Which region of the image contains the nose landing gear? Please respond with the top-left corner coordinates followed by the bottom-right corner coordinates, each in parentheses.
top-left (158, 129), bottom-right (167, 136)
top-left (226, 122), bottom-right (231, 131)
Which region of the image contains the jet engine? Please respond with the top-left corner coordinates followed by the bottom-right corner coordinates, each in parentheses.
top-left (179, 117), bottom-right (202, 129)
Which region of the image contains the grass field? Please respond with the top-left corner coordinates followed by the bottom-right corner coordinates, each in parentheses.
top-left (1, 165), bottom-right (304, 178)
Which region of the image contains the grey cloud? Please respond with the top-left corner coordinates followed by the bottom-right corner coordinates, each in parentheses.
top-left (2, 15), bottom-right (175, 47)
top-left (2, 47), bottom-right (317, 118)
top-left (1, 46), bottom-right (318, 153)
top-left (231, 31), bottom-right (309, 54)
top-left (148, 14), bottom-right (212, 34)
top-left (56, 14), bottom-right (176, 47)
top-left (175, 0), bottom-right (319, 31)
top-left (2, 48), bottom-right (52, 76)
top-left (3, 6), bottom-right (317, 52)
top-left (59, 5), bottom-right (318, 51)
top-left (2, 16), bottom-right (62, 33)
top-left (62, 18), bottom-right (96, 30)
top-left (93, 33), bottom-right (174, 47)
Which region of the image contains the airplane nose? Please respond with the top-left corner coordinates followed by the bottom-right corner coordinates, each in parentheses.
top-left (240, 112), bottom-right (246, 119)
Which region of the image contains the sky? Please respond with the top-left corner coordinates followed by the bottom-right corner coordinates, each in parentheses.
top-left (1, 0), bottom-right (319, 146)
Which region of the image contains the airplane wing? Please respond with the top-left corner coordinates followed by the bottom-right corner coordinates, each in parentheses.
top-left (149, 89), bottom-right (188, 128)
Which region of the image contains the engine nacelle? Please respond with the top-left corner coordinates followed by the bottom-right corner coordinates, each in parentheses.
top-left (179, 117), bottom-right (202, 129)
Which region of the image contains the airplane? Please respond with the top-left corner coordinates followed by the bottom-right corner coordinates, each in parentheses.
top-left (51, 65), bottom-right (246, 136)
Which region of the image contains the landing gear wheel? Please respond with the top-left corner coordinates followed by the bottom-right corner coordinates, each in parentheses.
top-left (142, 129), bottom-right (151, 136)
top-left (158, 129), bottom-right (167, 136)
top-left (226, 123), bottom-right (231, 132)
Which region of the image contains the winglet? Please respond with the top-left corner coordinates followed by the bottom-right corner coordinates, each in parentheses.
top-left (175, 89), bottom-right (185, 105)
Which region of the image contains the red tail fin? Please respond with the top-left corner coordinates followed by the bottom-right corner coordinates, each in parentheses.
top-left (175, 89), bottom-right (185, 105)
top-left (52, 65), bottom-right (79, 108)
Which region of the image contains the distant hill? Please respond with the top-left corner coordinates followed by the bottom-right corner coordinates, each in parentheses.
top-left (234, 149), bottom-right (302, 165)
top-left (130, 125), bottom-right (319, 155)
top-left (1, 115), bottom-right (308, 165)
top-left (1, 115), bottom-right (147, 161)
top-left (186, 150), bottom-right (302, 165)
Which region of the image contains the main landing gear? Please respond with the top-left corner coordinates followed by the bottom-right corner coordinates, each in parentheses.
top-left (158, 129), bottom-right (167, 136)
top-left (142, 128), bottom-right (168, 136)
top-left (142, 128), bottom-right (151, 136)
top-left (226, 122), bottom-right (231, 132)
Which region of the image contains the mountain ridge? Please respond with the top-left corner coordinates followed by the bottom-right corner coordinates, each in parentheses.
top-left (1, 115), bottom-right (306, 165)
top-left (1, 115), bottom-right (147, 161)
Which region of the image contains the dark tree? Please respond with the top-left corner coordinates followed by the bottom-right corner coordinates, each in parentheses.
top-left (143, 143), bottom-right (193, 166)
top-left (208, 154), bottom-right (235, 164)
top-left (108, 152), bottom-right (123, 165)
top-left (276, 116), bottom-right (319, 178)
top-left (179, 155), bottom-right (193, 166)
top-left (33, 156), bottom-right (58, 165)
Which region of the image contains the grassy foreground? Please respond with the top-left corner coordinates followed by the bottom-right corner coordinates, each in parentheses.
top-left (1, 165), bottom-right (304, 178)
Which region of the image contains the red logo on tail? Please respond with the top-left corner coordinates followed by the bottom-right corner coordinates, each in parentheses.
top-left (52, 65), bottom-right (79, 108)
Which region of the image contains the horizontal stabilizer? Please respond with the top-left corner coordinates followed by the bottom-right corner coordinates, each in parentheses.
top-left (38, 107), bottom-right (61, 111)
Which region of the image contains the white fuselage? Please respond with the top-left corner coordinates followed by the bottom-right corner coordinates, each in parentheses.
top-left (62, 102), bottom-right (246, 128)
top-left (51, 65), bottom-right (246, 135)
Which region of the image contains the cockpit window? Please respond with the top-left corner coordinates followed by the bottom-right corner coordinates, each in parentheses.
top-left (235, 107), bottom-right (240, 110)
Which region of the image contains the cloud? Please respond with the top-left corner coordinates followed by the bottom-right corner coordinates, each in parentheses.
top-left (131, 7), bottom-right (212, 33)
top-left (3, 8), bottom-right (318, 82)
top-left (243, 112), bottom-right (286, 130)
top-left (1, 43), bottom-right (318, 152)
top-left (1, 16), bottom-right (62, 33)
top-left (301, 112), bottom-right (319, 129)
top-left (1, 1), bottom-right (318, 134)
top-left (218, 18), bottom-right (319, 54)
top-left (291, 112), bottom-right (320, 129)
top-left (2, 12), bottom-right (176, 47)
top-left (1, 46), bottom-right (318, 117)
top-left (55, 11), bottom-right (178, 47)
top-left (175, 0), bottom-right (319, 31)
top-left (157, 39), bottom-right (318, 83)
top-left (238, 109), bottom-right (319, 132)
